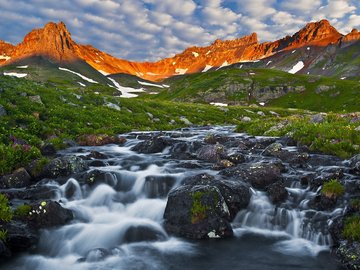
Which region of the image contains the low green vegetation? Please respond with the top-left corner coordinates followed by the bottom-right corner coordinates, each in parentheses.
top-left (0, 194), bottom-right (13, 222)
top-left (321, 180), bottom-right (345, 199)
top-left (0, 229), bottom-right (7, 241)
top-left (14, 204), bottom-right (32, 217)
top-left (343, 215), bottom-right (360, 242)
top-left (350, 198), bottom-right (360, 211)
top-left (191, 191), bottom-right (209, 224)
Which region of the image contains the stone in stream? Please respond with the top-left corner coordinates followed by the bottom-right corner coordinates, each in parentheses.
top-left (169, 141), bottom-right (203, 160)
top-left (164, 185), bottom-right (233, 239)
top-left (0, 168), bottom-right (32, 188)
top-left (131, 136), bottom-right (172, 154)
top-left (77, 134), bottom-right (126, 146)
top-left (0, 240), bottom-right (11, 258)
top-left (3, 221), bottom-right (38, 253)
top-left (220, 162), bottom-right (282, 190)
top-left (143, 175), bottom-right (177, 198)
top-left (42, 156), bottom-right (88, 178)
top-left (40, 143), bottom-right (57, 156)
top-left (266, 180), bottom-right (288, 204)
top-left (197, 143), bottom-right (226, 162)
top-left (122, 225), bottom-right (167, 243)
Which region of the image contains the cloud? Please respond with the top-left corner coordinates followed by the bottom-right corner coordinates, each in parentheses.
top-left (0, 0), bottom-right (359, 61)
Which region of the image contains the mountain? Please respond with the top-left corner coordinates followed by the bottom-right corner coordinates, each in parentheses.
top-left (1, 20), bottom-right (360, 82)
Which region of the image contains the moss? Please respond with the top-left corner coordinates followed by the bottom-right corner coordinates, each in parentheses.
top-left (190, 189), bottom-right (219, 224)
top-left (0, 194), bottom-right (12, 222)
top-left (350, 198), bottom-right (360, 211)
top-left (343, 215), bottom-right (360, 242)
top-left (322, 179), bottom-right (345, 199)
top-left (14, 204), bottom-right (32, 217)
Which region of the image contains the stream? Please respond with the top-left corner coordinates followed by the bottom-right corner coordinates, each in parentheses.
top-left (2, 126), bottom-right (348, 270)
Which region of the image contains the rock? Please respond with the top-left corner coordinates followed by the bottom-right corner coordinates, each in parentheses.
top-left (77, 134), bottom-right (126, 146)
top-left (79, 169), bottom-right (118, 187)
top-left (40, 143), bottom-right (57, 156)
top-left (309, 194), bottom-right (337, 211)
top-left (0, 168), bottom-right (32, 188)
top-left (0, 105), bottom-right (7, 116)
top-left (146, 112), bottom-right (154, 119)
top-left (104, 102), bottom-right (121, 111)
top-left (220, 162), bottom-right (282, 190)
top-left (310, 113), bottom-right (325, 123)
top-left (86, 151), bottom-right (108, 160)
top-left (241, 116), bottom-right (251, 122)
top-left (122, 225), bottom-right (167, 243)
top-left (227, 153), bottom-right (246, 164)
top-left (179, 116), bottom-right (192, 125)
top-left (266, 180), bottom-right (288, 203)
top-left (169, 141), bottom-right (202, 160)
top-left (269, 111), bottom-right (280, 117)
top-left (315, 85), bottom-right (332, 94)
top-left (257, 111), bottom-right (265, 116)
top-left (355, 126), bottom-right (360, 131)
top-left (2, 185), bottom-right (58, 201)
top-left (335, 241), bottom-right (360, 270)
top-left (88, 160), bottom-right (108, 167)
top-left (197, 143), bottom-right (225, 162)
top-left (131, 136), bottom-right (171, 154)
top-left (4, 221), bottom-right (38, 253)
top-left (28, 201), bottom-right (73, 229)
top-left (29, 95), bottom-right (43, 105)
top-left (144, 175), bottom-right (177, 198)
top-left (163, 185), bottom-right (233, 239)
top-left (214, 159), bottom-right (235, 170)
top-left (262, 142), bottom-right (283, 156)
top-left (43, 156), bottom-right (88, 178)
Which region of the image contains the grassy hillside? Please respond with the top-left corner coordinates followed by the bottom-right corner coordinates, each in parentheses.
top-left (152, 68), bottom-right (360, 112)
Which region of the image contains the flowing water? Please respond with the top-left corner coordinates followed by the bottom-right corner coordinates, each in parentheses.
top-left (2, 126), bottom-right (344, 269)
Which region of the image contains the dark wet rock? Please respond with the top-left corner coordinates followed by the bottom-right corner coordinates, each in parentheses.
top-left (349, 155), bottom-right (360, 175)
top-left (309, 194), bottom-right (337, 211)
top-left (79, 169), bottom-right (117, 187)
top-left (227, 153), bottom-right (246, 164)
top-left (86, 151), bottom-right (108, 160)
top-left (178, 162), bottom-right (202, 169)
top-left (266, 180), bottom-right (288, 204)
top-left (88, 160), bottom-right (108, 167)
top-left (2, 185), bottom-right (58, 201)
top-left (204, 135), bottom-right (230, 145)
top-left (262, 142), bottom-right (283, 156)
top-left (0, 104), bottom-right (7, 116)
top-left (307, 154), bottom-right (342, 167)
top-left (311, 170), bottom-right (344, 189)
top-left (197, 143), bottom-right (225, 162)
top-left (28, 201), bottom-right (73, 229)
top-left (220, 162), bottom-right (282, 190)
top-left (329, 216), bottom-right (344, 246)
top-left (164, 185), bottom-right (233, 239)
top-left (123, 225), bottom-right (167, 243)
top-left (252, 137), bottom-right (277, 149)
top-left (29, 95), bottom-right (43, 105)
top-left (346, 180), bottom-right (360, 196)
top-left (213, 159), bottom-right (235, 170)
top-left (144, 175), bottom-right (177, 198)
top-left (0, 240), bottom-right (11, 257)
top-left (169, 141), bottom-right (202, 160)
top-left (79, 248), bottom-right (111, 262)
top-left (77, 134), bottom-right (126, 146)
top-left (4, 221), bottom-right (38, 253)
top-left (40, 143), bottom-right (57, 156)
top-left (335, 241), bottom-right (360, 270)
top-left (0, 168), bottom-right (32, 188)
top-left (26, 159), bottom-right (49, 180)
top-left (131, 136), bottom-right (172, 154)
top-left (42, 156), bottom-right (88, 178)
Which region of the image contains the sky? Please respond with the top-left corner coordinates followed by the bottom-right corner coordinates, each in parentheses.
top-left (0, 0), bottom-right (359, 61)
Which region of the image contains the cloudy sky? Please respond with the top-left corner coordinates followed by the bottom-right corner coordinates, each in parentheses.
top-left (0, 0), bottom-right (359, 61)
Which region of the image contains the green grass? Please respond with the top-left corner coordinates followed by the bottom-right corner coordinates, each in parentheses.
top-left (321, 179), bottom-right (345, 199)
top-left (0, 194), bottom-right (13, 222)
top-left (14, 204), bottom-right (32, 217)
top-left (0, 229), bottom-right (7, 241)
top-left (343, 215), bottom-right (360, 242)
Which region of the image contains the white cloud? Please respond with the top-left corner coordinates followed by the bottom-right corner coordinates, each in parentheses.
top-left (282, 0), bottom-right (322, 12)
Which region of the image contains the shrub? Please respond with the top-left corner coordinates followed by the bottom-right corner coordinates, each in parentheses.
top-left (0, 229), bottom-right (7, 241)
top-left (350, 198), bottom-right (360, 211)
top-left (0, 194), bottom-right (13, 222)
top-left (321, 179), bottom-right (345, 199)
top-left (343, 215), bottom-right (360, 242)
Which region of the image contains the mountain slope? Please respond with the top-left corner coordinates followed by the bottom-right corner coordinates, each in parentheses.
top-left (1, 20), bottom-right (360, 82)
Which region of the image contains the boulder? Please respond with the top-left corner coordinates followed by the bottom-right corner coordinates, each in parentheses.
top-left (266, 180), bottom-right (288, 204)
top-left (122, 225), bottom-right (167, 243)
top-left (131, 136), bottom-right (171, 154)
top-left (28, 200), bottom-right (73, 229)
top-left (220, 162), bottom-right (282, 190)
top-left (40, 143), bottom-right (57, 156)
top-left (4, 221), bottom-right (38, 253)
top-left (197, 143), bottom-right (225, 162)
top-left (77, 134), bottom-right (126, 146)
top-left (0, 240), bottom-right (11, 258)
top-left (310, 114), bottom-right (325, 124)
top-left (164, 185), bottom-right (233, 239)
top-left (29, 95), bottom-right (43, 105)
top-left (143, 175), bottom-right (177, 198)
top-left (0, 168), bottom-right (32, 188)
top-left (335, 241), bottom-right (360, 270)
top-left (262, 142), bottom-right (283, 156)
top-left (42, 156), bottom-right (88, 178)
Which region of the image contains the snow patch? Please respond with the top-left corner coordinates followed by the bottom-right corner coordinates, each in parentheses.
top-left (0, 55), bottom-right (11, 61)
top-left (98, 70), bottom-right (109, 76)
top-left (239, 65), bottom-right (243, 69)
top-left (216, 61), bottom-right (229, 70)
top-left (288, 61), bottom-right (304, 74)
top-left (340, 77), bottom-right (346, 80)
top-left (16, 65), bottom-right (28, 69)
top-left (249, 72), bottom-right (256, 75)
top-left (172, 62), bottom-right (176, 65)
top-left (78, 82), bottom-right (86, 87)
top-left (206, 50), bottom-right (211, 55)
top-left (138, 81), bottom-right (164, 88)
top-left (292, 50), bottom-right (296, 54)
top-left (210, 102), bottom-right (228, 107)
top-left (192, 52), bottom-right (199, 57)
top-left (202, 65), bottom-right (213, 72)
top-left (136, 72), bottom-right (144, 77)
top-left (59, 67), bottom-right (98, 83)
top-left (147, 72), bottom-right (159, 76)
top-left (259, 102), bottom-right (265, 106)
top-left (175, 68), bottom-right (188, 75)
top-left (307, 47), bottom-right (310, 51)
top-left (107, 77), bottom-right (145, 98)
top-left (162, 84), bottom-right (170, 88)
top-left (266, 61), bottom-right (272, 66)
top-left (4, 72), bottom-right (27, 78)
